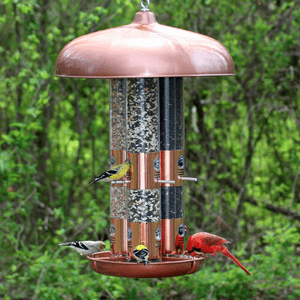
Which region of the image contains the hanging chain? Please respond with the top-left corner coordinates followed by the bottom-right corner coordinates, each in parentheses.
top-left (140, 0), bottom-right (150, 11)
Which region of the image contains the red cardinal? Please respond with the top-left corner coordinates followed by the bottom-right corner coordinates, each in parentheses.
top-left (187, 232), bottom-right (251, 275)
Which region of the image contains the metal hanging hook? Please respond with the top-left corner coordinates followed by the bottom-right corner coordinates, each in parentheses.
top-left (140, 0), bottom-right (150, 11)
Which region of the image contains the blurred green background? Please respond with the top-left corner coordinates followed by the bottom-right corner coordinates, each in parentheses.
top-left (1, 0), bottom-right (300, 299)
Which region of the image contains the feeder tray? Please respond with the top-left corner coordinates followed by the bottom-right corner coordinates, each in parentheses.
top-left (88, 251), bottom-right (205, 278)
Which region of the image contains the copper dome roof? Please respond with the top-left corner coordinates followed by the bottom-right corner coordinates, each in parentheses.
top-left (55, 11), bottom-right (234, 78)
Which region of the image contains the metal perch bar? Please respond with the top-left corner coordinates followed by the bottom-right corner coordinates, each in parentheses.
top-left (155, 179), bottom-right (176, 184)
top-left (111, 180), bottom-right (131, 184)
top-left (178, 177), bottom-right (198, 182)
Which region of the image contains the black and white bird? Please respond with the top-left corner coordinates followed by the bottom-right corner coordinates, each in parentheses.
top-left (59, 241), bottom-right (105, 256)
top-left (89, 159), bottom-right (131, 185)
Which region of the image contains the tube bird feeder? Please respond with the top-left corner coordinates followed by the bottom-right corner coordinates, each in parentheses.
top-left (55, 0), bottom-right (234, 278)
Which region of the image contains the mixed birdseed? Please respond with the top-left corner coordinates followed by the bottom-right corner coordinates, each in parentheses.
top-left (160, 186), bottom-right (184, 219)
top-left (110, 185), bottom-right (127, 219)
top-left (110, 79), bottom-right (126, 150)
top-left (128, 189), bottom-right (160, 223)
top-left (126, 78), bottom-right (159, 153)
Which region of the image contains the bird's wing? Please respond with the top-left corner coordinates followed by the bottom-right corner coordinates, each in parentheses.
top-left (139, 249), bottom-right (149, 259)
top-left (202, 232), bottom-right (229, 246)
top-left (90, 169), bottom-right (118, 183)
top-left (134, 249), bottom-right (149, 260)
top-left (99, 169), bottom-right (118, 178)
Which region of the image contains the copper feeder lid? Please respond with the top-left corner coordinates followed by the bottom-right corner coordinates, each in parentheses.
top-left (55, 3), bottom-right (234, 78)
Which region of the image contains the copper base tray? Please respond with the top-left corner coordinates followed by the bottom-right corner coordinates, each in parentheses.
top-left (87, 251), bottom-right (205, 278)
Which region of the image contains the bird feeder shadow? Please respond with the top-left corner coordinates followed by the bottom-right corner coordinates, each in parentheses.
top-left (87, 251), bottom-right (205, 278)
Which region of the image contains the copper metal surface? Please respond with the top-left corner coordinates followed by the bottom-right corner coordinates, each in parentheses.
top-left (55, 11), bottom-right (235, 78)
top-left (110, 218), bottom-right (128, 255)
top-left (110, 150), bottom-right (127, 166)
top-left (128, 152), bottom-right (159, 190)
top-left (88, 251), bottom-right (204, 278)
top-left (128, 221), bottom-right (161, 260)
top-left (162, 218), bottom-right (184, 255)
top-left (160, 150), bottom-right (184, 187)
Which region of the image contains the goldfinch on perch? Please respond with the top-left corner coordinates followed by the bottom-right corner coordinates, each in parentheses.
top-left (59, 241), bottom-right (105, 256)
top-left (89, 159), bottom-right (131, 185)
top-left (133, 241), bottom-right (150, 265)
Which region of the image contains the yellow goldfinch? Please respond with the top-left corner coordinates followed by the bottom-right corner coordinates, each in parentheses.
top-left (59, 241), bottom-right (105, 256)
top-left (89, 159), bottom-right (131, 185)
top-left (133, 242), bottom-right (149, 265)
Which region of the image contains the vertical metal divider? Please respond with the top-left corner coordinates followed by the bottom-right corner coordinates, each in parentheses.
top-left (159, 77), bottom-right (186, 256)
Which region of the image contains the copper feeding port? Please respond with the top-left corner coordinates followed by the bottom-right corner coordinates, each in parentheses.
top-left (110, 218), bottom-right (128, 256)
top-left (128, 152), bottom-right (159, 190)
top-left (127, 221), bottom-right (161, 260)
top-left (160, 150), bottom-right (184, 187)
top-left (162, 218), bottom-right (186, 255)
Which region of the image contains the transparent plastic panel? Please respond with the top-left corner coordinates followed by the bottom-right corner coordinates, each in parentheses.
top-left (110, 79), bottom-right (126, 150)
top-left (128, 189), bottom-right (160, 223)
top-left (126, 78), bottom-right (159, 153)
top-left (159, 77), bottom-right (184, 150)
top-left (110, 185), bottom-right (127, 219)
top-left (160, 186), bottom-right (184, 219)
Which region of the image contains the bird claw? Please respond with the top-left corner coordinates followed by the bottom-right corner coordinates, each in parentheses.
top-left (195, 251), bottom-right (209, 259)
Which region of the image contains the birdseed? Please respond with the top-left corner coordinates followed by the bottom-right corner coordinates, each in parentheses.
top-left (126, 78), bottom-right (159, 153)
top-left (110, 185), bottom-right (127, 219)
top-left (161, 186), bottom-right (184, 219)
top-left (128, 189), bottom-right (160, 223)
top-left (110, 79), bottom-right (126, 150)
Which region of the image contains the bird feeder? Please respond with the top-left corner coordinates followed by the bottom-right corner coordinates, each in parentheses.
top-left (55, 0), bottom-right (234, 278)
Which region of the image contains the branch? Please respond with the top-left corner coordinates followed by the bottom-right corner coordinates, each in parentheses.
top-left (223, 178), bottom-right (300, 221)
top-left (0, 188), bottom-right (37, 225)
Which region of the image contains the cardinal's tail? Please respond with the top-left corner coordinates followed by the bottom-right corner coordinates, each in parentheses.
top-left (222, 248), bottom-right (251, 275)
